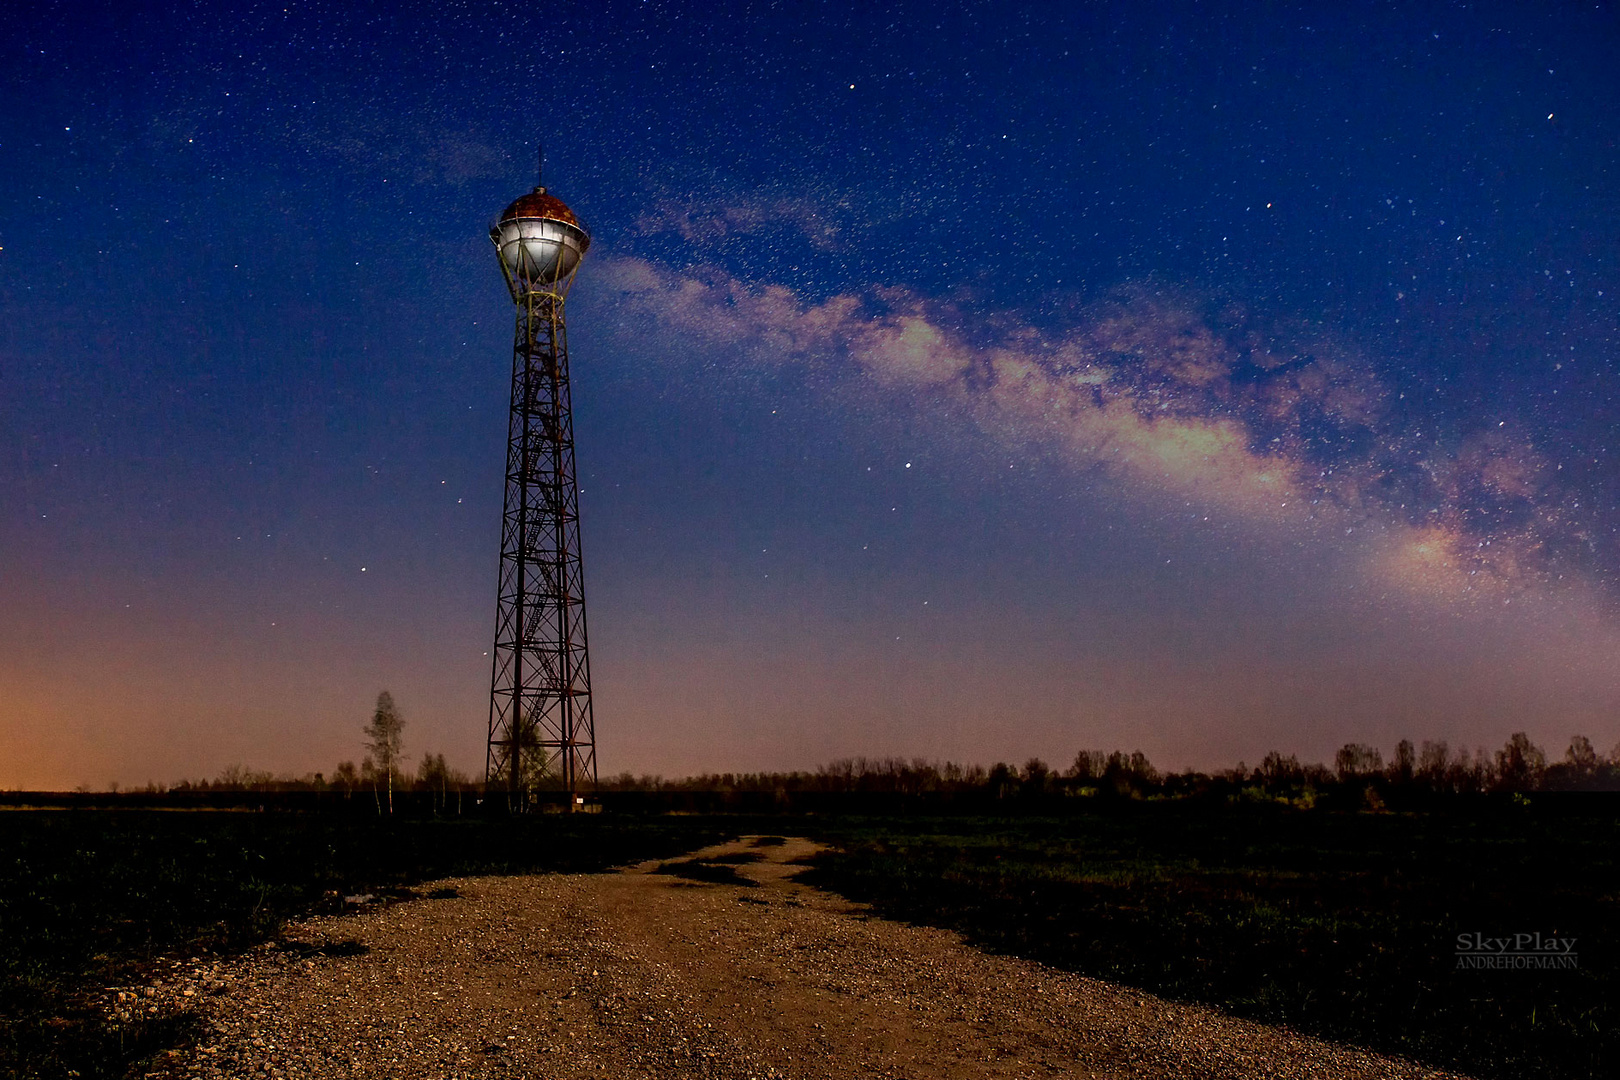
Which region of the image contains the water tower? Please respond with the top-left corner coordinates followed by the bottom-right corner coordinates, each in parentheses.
top-left (485, 153), bottom-right (597, 809)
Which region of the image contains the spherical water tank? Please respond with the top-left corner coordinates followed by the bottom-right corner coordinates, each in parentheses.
top-left (491, 189), bottom-right (591, 288)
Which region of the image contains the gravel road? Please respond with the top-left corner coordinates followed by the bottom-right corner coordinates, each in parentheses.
top-left (121, 836), bottom-right (1469, 1080)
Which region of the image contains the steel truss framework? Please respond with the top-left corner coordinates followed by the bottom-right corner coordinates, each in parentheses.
top-left (485, 269), bottom-right (596, 807)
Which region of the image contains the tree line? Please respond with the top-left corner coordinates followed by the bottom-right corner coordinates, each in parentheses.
top-left (594, 731), bottom-right (1620, 803)
top-left (160, 692), bottom-right (477, 814)
top-left (147, 697), bottom-right (1619, 807)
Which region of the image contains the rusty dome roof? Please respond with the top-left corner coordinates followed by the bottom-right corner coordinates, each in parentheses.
top-left (498, 188), bottom-right (584, 230)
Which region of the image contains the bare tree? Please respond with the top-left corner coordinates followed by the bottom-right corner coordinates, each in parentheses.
top-left (1334, 743), bottom-right (1384, 782)
top-left (363, 691), bottom-right (406, 814)
top-left (1259, 751), bottom-right (1297, 784)
top-left (1494, 732), bottom-right (1546, 792)
top-left (1566, 735), bottom-right (1599, 778)
top-left (332, 760), bottom-right (359, 799)
top-left (1390, 739), bottom-right (1416, 785)
top-left (417, 752), bottom-right (450, 814)
top-left (1417, 740), bottom-right (1450, 790)
top-left (1067, 750), bottom-right (1108, 782)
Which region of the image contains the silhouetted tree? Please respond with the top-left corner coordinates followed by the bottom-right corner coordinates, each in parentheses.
top-left (1389, 739), bottom-right (1416, 786)
top-left (332, 760), bottom-right (359, 798)
top-left (1066, 751), bottom-right (1108, 782)
top-left (1542, 735), bottom-right (1604, 790)
top-left (1088, 751), bottom-right (1160, 796)
top-left (1021, 758), bottom-right (1052, 796)
top-left (1260, 751), bottom-right (1304, 786)
top-left (986, 762), bottom-right (1017, 799)
top-left (417, 752), bottom-right (450, 812)
top-left (1493, 732), bottom-right (1546, 792)
top-left (1566, 735), bottom-right (1599, 777)
top-left (1334, 743), bottom-right (1383, 783)
top-left (1127, 752), bottom-right (1160, 785)
top-left (1417, 740), bottom-right (1450, 790)
top-left (1455, 745), bottom-right (1493, 793)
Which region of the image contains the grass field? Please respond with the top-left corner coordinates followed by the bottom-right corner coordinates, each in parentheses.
top-left (800, 797), bottom-right (1619, 1080)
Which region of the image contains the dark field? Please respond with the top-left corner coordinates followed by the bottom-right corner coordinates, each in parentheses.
top-left (800, 799), bottom-right (1619, 1080)
top-left (1, 800), bottom-right (1614, 1080)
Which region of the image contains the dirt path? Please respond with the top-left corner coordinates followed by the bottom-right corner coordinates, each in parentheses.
top-left (129, 837), bottom-right (1467, 1079)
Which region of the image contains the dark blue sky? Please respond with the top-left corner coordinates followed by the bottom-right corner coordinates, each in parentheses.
top-left (4, 1), bottom-right (1619, 787)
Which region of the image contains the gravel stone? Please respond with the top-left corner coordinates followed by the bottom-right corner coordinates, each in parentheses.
top-left (116, 837), bottom-right (1471, 1079)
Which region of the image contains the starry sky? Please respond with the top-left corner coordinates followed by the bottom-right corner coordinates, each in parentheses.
top-left (4, 1), bottom-right (1620, 789)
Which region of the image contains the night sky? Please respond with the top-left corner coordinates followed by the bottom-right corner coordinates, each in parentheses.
top-left (5, 1), bottom-right (1620, 790)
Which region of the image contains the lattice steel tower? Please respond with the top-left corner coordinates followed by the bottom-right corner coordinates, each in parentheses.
top-left (485, 159), bottom-right (596, 808)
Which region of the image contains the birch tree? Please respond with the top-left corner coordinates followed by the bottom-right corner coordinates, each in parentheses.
top-left (363, 691), bottom-right (405, 814)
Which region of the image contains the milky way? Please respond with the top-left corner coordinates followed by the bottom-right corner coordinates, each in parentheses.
top-left (597, 253), bottom-right (1599, 606)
